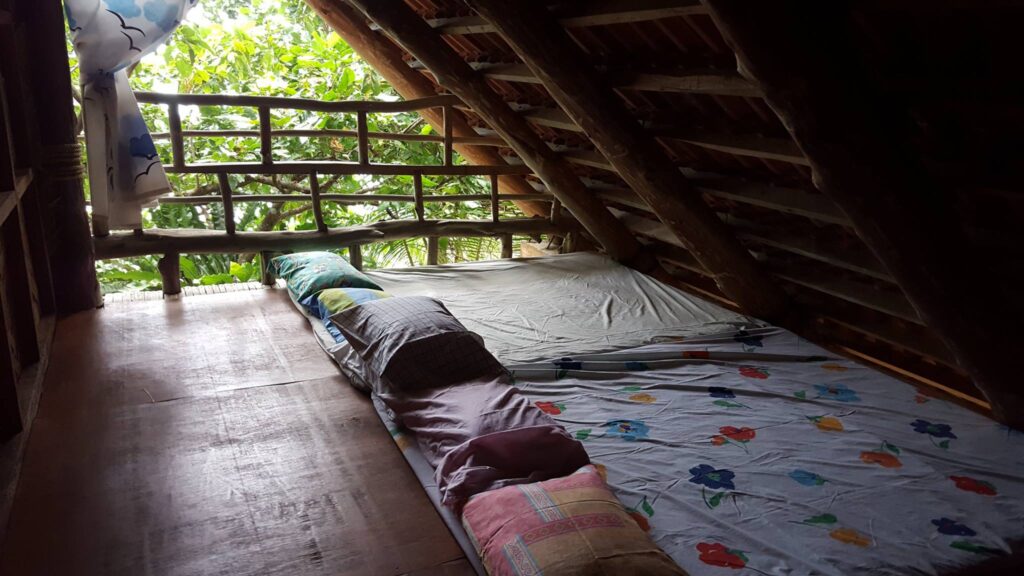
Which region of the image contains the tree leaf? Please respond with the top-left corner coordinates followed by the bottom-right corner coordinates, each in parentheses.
top-left (641, 497), bottom-right (655, 517)
top-left (805, 513), bottom-right (838, 525)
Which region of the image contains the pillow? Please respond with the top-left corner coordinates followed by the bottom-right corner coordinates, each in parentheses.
top-left (461, 464), bottom-right (686, 576)
top-left (271, 251), bottom-right (381, 302)
top-left (331, 296), bottom-right (506, 392)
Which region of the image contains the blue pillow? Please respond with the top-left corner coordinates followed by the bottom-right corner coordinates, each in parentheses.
top-left (272, 251), bottom-right (381, 302)
top-left (300, 288), bottom-right (393, 344)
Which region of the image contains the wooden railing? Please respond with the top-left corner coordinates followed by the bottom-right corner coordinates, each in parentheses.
top-left (92, 92), bottom-right (571, 293)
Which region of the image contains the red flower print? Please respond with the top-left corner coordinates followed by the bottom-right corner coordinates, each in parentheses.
top-left (696, 542), bottom-right (747, 569)
top-left (739, 366), bottom-right (769, 379)
top-left (950, 475), bottom-right (997, 496)
top-left (628, 510), bottom-right (651, 532)
top-left (711, 435), bottom-right (727, 446)
top-left (535, 401), bottom-right (564, 415)
top-left (860, 451), bottom-right (902, 468)
top-left (720, 426), bottom-right (756, 442)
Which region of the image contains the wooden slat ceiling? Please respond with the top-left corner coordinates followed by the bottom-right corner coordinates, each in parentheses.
top-left (312, 0), bottom-right (1021, 409)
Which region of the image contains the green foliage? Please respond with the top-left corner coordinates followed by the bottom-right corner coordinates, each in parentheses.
top-left (70, 0), bottom-right (532, 292)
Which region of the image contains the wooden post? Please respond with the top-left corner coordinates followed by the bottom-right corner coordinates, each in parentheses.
top-left (357, 110), bottom-right (369, 165)
top-left (259, 251), bottom-right (276, 285)
top-left (340, 0), bottom-right (653, 270)
top-left (426, 236), bottom-right (439, 265)
top-left (442, 105), bottom-right (453, 166)
top-left (216, 173), bottom-right (235, 235)
top-left (304, 0), bottom-right (549, 218)
top-left (15, 0), bottom-right (99, 314)
top-left (489, 173), bottom-right (499, 223)
top-left (348, 244), bottom-right (362, 271)
top-left (703, 0), bottom-right (1024, 426)
top-left (467, 0), bottom-right (789, 321)
top-left (157, 252), bottom-right (181, 296)
top-left (168, 104), bottom-right (185, 169)
top-left (309, 172), bottom-right (328, 233)
top-left (258, 106), bottom-right (273, 165)
top-left (0, 208), bottom-right (40, 368)
top-left (550, 197), bottom-right (561, 224)
top-left (413, 172), bottom-right (425, 222)
top-left (501, 234), bottom-right (513, 259)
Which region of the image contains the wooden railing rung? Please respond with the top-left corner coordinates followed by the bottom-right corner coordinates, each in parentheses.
top-left (259, 251), bottom-right (275, 285)
top-left (501, 234), bottom-right (513, 259)
top-left (413, 172), bottom-right (425, 222)
top-left (167, 104), bottom-right (185, 169)
top-left (136, 91), bottom-right (462, 114)
top-left (427, 236), bottom-right (439, 265)
top-left (309, 172), bottom-right (327, 233)
top-left (163, 162), bottom-right (532, 177)
top-left (216, 173), bottom-right (235, 235)
top-left (158, 192), bottom-right (554, 205)
top-left (357, 111), bottom-right (369, 166)
top-left (258, 106), bottom-right (272, 165)
top-left (149, 128), bottom-right (506, 148)
top-left (489, 174), bottom-right (499, 223)
top-left (442, 106), bottom-right (453, 166)
top-left (550, 197), bottom-right (562, 224)
top-left (348, 244), bottom-right (362, 271)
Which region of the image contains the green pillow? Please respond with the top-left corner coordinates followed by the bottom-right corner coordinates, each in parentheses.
top-left (271, 251), bottom-right (381, 302)
top-left (318, 287), bottom-right (391, 317)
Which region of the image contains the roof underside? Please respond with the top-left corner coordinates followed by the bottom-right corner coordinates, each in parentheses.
top-left (317, 0), bottom-right (1023, 409)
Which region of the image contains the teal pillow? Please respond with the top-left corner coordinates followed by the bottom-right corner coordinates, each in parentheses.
top-left (271, 251), bottom-right (381, 302)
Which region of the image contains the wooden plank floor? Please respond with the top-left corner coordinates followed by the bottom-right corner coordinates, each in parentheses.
top-left (0, 289), bottom-right (472, 576)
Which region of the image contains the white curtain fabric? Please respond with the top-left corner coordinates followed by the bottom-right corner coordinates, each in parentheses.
top-left (65, 0), bottom-right (198, 231)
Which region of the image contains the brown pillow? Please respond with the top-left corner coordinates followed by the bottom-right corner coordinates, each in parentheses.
top-left (331, 296), bottom-right (506, 392)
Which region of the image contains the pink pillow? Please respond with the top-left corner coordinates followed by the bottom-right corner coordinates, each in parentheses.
top-left (461, 465), bottom-right (686, 575)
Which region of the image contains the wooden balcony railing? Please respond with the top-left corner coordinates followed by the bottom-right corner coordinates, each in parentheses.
top-left (92, 92), bottom-right (571, 294)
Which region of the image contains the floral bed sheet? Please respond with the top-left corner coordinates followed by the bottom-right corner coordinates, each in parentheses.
top-left (506, 327), bottom-right (1024, 575)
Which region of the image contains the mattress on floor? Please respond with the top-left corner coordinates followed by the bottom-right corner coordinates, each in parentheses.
top-left (507, 327), bottom-right (1024, 575)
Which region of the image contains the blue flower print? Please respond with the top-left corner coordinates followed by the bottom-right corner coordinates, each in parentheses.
top-left (144, 0), bottom-right (179, 32)
top-left (709, 386), bottom-right (735, 399)
top-left (932, 518), bottom-right (976, 537)
top-left (688, 464), bottom-right (736, 490)
top-left (813, 383), bottom-right (861, 402)
top-left (105, 0), bottom-right (142, 18)
top-left (733, 329), bottom-right (763, 350)
top-left (789, 469), bottom-right (827, 486)
top-left (911, 419), bottom-right (957, 439)
top-left (604, 419), bottom-right (649, 441)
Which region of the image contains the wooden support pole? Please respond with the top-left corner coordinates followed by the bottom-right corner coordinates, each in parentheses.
top-left (216, 173), bottom-right (235, 235)
top-left (259, 251), bottom-right (276, 285)
top-left (324, 0), bottom-right (652, 269)
top-left (308, 172), bottom-right (328, 233)
top-left (703, 0), bottom-right (1024, 426)
top-left (550, 197), bottom-right (562, 225)
top-left (348, 244), bottom-right (362, 271)
top-left (442, 105), bottom-right (453, 166)
top-left (489, 173), bottom-right (499, 223)
top-left (356, 111), bottom-right (369, 165)
top-left (467, 0), bottom-right (788, 321)
top-left (501, 234), bottom-right (513, 259)
top-left (157, 252), bottom-right (181, 296)
top-left (258, 106), bottom-right (273, 165)
top-left (413, 172), bottom-right (425, 222)
top-left (168, 104), bottom-right (185, 169)
top-left (426, 236), bottom-right (439, 265)
top-left (16, 0), bottom-right (99, 314)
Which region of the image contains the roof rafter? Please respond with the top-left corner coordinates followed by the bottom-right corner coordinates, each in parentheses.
top-left (467, 0), bottom-right (790, 321)
top-left (705, 0), bottom-right (1023, 426)
top-left (342, 0), bottom-right (655, 270)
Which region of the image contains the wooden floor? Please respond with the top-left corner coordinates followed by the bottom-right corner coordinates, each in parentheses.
top-left (0, 289), bottom-right (472, 576)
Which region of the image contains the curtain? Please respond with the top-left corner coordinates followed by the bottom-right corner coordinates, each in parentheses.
top-left (65, 0), bottom-right (198, 232)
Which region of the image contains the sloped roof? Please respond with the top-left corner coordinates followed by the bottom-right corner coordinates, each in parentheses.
top-left (310, 0), bottom-right (1022, 416)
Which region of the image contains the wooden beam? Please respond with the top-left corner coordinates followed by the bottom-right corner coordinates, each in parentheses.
top-left (159, 192), bottom-right (553, 205)
top-left (705, 1), bottom-right (1024, 426)
top-left (344, 0), bottom-right (653, 270)
top-left (469, 0), bottom-right (789, 320)
top-left (303, 0), bottom-right (548, 217)
top-left (163, 161), bottom-right (531, 176)
top-left (93, 218), bottom-right (570, 259)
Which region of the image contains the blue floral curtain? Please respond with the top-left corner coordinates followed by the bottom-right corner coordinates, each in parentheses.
top-left (65, 0), bottom-right (198, 232)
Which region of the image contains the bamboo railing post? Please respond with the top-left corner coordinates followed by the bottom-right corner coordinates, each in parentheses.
top-left (501, 234), bottom-right (513, 259)
top-left (157, 252), bottom-right (181, 296)
top-left (309, 172), bottom-right (328, 233)
top-left (489, 173), bottom-right (500, 223)
top-left (357, 110), bottom-right (369, 165)
top-left (427, 236), bottom-right (439, 265)
top-left (258, 106), bottom-right (272, 165)
top-left (348, 244), bottom-right (363, 270)
top-left (442, 105), bottom-right (453, 166)
top-left (413, 172), bottom-right (425, 222)
top-left (216, 173), bottom-right (235, 235)
top-left (259, 251), bottom-right (275, 285)
top-left (168, 104), bottom-right (185, 169)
